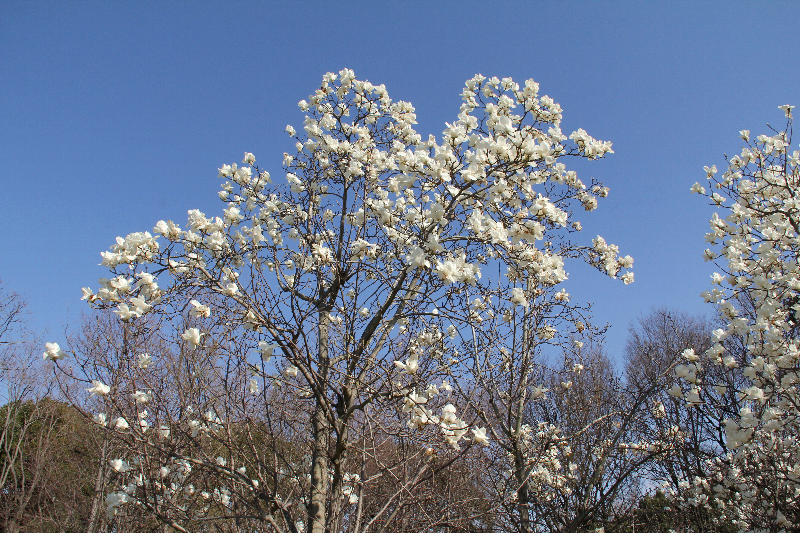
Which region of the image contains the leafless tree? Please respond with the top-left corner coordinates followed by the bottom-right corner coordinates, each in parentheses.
top-left (499, 338), bottom-right (674, 533)
top-left (623, 308), bottom-right (741, 531)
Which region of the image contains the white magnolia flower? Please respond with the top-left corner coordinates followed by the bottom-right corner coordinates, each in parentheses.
top-left (668, 384), bottom-right (683, 398)
top-left (105, 491), bottom-right (130, 517)
top-left (531, 385), bottom-right (549, 399)
top-left (109, 459), bottom-right (131, 472)
top-left (138, 353), bottom-right (153, 369)
top-left (189, 300), bottom-right (211, 318)
top-left (681, 348), bottom-right (698, 362)
top-left (181, 328), bottom-right (202, 348)
top-left (394, 353), bottom-right (419, 375)
top-left (43, 342), bottom-right (67, 361)
top-left (472, 427), bottom-right (489, 445)
top-left (258, 341), bottom-right (278, 362)
top-left (86, 380), bottom-right (111, 396)
top-left (131, 390), bottom-right (151, 404)
top-left (510, 287), bottom-right (528, 307)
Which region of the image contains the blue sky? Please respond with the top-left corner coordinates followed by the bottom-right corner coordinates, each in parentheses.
top-left (1, 1), bottom-right (798, 360)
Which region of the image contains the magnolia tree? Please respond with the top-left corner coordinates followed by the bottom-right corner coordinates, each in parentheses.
top-left (49, 70), bottom-right (636, 533)
top-left (674, 107), bottom-right (800, 531)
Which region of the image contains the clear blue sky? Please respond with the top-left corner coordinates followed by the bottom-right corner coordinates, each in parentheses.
top-left (1, 1), bottom-right (798, 360)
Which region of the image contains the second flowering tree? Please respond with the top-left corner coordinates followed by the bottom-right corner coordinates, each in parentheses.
top-left (676, 107), bottom-right (800, 531)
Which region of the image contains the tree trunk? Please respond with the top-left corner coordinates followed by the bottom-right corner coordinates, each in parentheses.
top-left (309, 309), bottom-right (332, 533)
top-left (86, 436), bottom-right (109, 533)
top-left (309, 402), bottom-right (331, 533)
top-left (514, 448), bottom-right (534, 533)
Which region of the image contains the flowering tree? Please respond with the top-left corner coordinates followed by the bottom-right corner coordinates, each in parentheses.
top-left (52, 70), bottom-right (635, 532)
top-left (675, 107), bottom-right (800, 531)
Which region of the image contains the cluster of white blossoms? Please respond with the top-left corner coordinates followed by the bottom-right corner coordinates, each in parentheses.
top-left (592, 235), bottom-right (634, 283)
top-left (47, 70), bottom-right (635, 530)
top-left (506, 423), bottom-right (575, 502)
top-left (675, 107), bottom-right (800, 530)
top-left (99, 232), bottom-right (161, 268)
